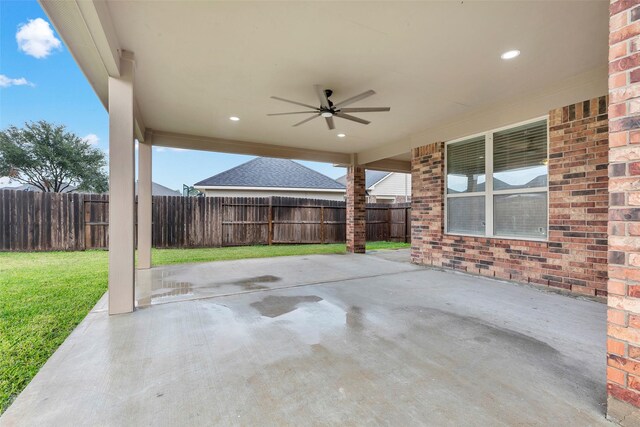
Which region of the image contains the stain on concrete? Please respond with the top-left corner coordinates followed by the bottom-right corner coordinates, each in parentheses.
top-left (251, 295), bottom-right (322, 318)
top-left (229, 275), bottom-right (281, 291)
top-left (346, 306), bottom-right (364, 330)
top-left (151, 275), bottom-right (281, 301)
top-left (395, 305), bottom-right (560, 355)
top-left (392, 305), bottom-right (605, 409)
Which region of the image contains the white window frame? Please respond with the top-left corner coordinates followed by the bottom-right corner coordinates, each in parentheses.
top-left (444, 116), bottom-right (549, 242)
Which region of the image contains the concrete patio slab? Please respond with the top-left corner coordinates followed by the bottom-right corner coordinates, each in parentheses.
top-left (135, 250), bottom-right (419, 306)
top-left (1, 251), bottom-right (609, 426)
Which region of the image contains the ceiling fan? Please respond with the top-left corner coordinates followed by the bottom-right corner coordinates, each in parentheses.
top-left (268, 85), bottom-right (390, 130)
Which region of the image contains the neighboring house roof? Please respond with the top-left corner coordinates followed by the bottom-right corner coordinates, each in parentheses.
top-left (2, 180), bottom-right (180, 196)
top-left (0, 176), bottom-right (20, 188)
top-left (135, 181), bottom-right (181, 196)
top-left (335, 170), bottom-right (391, 189)
top-left (524, 174), bottom-right (548, 188)
top-left (448, 174), bottom-right (547, 193)
top-left (8, 183), bottom-right (78, 193)
top-left (0, 176), bottom-right (79, 192)
top-left (194, 157), bottom-right (345, 190)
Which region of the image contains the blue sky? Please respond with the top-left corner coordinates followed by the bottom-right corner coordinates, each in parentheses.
top-left (0, 0), bottom-right (345, 191)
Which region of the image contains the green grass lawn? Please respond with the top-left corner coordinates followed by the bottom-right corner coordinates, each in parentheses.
top-left (0, 241), bottom-right (408, 413)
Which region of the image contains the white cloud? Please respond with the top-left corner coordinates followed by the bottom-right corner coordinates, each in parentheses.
top-left (0, 74), bottom-right (34, 88)
top-left (16, 18), bottom-right (62, 59)
top-left (82, 134), bottom-right (100, 145)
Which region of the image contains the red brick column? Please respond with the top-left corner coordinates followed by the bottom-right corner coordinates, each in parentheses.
top-left (607, 1), bottom-right (640, 423)
top-left (410, 143), bottom-right (445, 265)
top-left (346, 164), bottom-right (366, 253)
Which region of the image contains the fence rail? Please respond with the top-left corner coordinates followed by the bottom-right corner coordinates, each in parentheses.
top-left (0, 190), bottom-right (410, 251)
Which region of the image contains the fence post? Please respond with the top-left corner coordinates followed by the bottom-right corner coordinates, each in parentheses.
top-left (404, 207), bottom-right (410, 243)
top-left (83, 199), bottom-right (90, 250)
top-left (387, 206), bottom-right (391, 241)
top-left (320, 205), bottom-right (325, 244)
top-left (268, 197), bottom-right (273, 245)
top-left (215, 197), bottom-right (223, 247)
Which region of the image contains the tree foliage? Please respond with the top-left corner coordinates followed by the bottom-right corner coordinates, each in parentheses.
top-left (0, 121), bottom-right (108, 193)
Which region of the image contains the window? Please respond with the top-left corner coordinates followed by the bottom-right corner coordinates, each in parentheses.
top-left (446, 136), bottom-right (486, 235)
top-left (445, 119), bottom-right (548, 240)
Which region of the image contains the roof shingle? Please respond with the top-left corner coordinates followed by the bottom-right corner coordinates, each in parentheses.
top-left (335, 170), bottom-right (391, 189)
top-left (194, 157), bottom-right (345, 189)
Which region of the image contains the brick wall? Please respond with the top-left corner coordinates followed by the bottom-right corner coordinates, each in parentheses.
top-left (346, 164), bottom-right (366, 253)
top-left (607, 0), bottom-right (640, 421)
top-left (411, 96), bottom-right (609, 297)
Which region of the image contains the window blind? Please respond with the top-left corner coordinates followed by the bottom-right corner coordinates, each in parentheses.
top-left (446, 136), bottom-right (485, 194)
top-left (447, 196), bottom-right (485, 235)
top-left (494, 193), bottom-right (547, 238)
top-left (493, 120), bottom-right (547, 190)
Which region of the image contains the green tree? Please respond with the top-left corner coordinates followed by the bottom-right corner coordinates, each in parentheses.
top-left (0, 121), bottom-right (108, 193)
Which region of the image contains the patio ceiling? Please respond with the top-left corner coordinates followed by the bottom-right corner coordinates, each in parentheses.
top-left (41, 1), bottom-right (607, 168)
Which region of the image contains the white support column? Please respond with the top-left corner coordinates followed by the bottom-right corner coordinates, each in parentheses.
top-left (108, 53), bottom-right (135, 315)
top-left (137, 132), bottom-right (152, 269)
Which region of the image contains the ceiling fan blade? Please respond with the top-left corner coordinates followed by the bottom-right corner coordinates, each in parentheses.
top-left (271, 96), bottom-right (317, 110)
top-left (335, 112), bottom-right (371, 125)
top-left (293, 113), bottom-right (321, 127)
top-left (267, 111), bottom-right (318, 116)
top-left (325, 116), bottom-right (335, 130)
top-left (314, 85), bottom-right (331, 109)
top-left (334, 90), bottom-right (376, 108)
top-left (339, 107), bottom-right (390, 113)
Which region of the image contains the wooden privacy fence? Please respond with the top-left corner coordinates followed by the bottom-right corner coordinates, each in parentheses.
top-left (0, 190), bottom-right (411, 251)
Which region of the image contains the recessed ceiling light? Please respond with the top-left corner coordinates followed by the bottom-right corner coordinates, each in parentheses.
top-left (229, 116), bottom-right (240, 121)
top-left (337, 133), bottom-right (346, 138)
top-left (501, 50), bottom-right (520, 60)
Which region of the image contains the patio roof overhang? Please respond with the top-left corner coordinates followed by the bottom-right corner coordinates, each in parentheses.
top-left (39, 0), bottom-right (608, 171)
top-left (38, 0), bottom-right (611, 315)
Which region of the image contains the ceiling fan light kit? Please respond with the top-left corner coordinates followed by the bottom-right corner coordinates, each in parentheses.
top-left (268, 85), bottom-right (390, 130)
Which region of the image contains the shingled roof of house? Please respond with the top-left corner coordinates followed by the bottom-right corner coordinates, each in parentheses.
top-left (335, 170), bottom-right (391, 189)
top-left (135, 181), bottom-right (181, 196)
top-left (194, 157), bottom-right (345, 189)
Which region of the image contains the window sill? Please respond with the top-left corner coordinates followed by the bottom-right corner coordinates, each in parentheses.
top-left (444, 232), bottom-right (548, 243)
